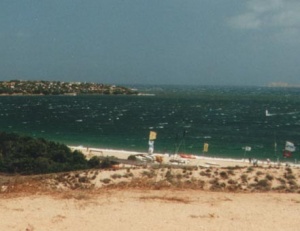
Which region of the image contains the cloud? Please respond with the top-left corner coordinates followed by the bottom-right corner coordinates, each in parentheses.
top-left (228, 12), bottom-right (262, 29)
top-left (228, 0), bottom-right (300, 41)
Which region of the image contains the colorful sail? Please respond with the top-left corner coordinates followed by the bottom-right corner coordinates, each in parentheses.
top-left (203, 143), bottom-right (209, 152)
top-left (245, 146), bottom-right (251, 151)
top-left (285, 141), bottom-right (295, 152)
top-left (149, 131), bottom-right (157, 140)
top-left (283, 150), bottom-right (292, 158)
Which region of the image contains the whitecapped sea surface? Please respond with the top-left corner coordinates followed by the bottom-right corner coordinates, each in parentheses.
top-left (1, 85), bottom-right (300, 161)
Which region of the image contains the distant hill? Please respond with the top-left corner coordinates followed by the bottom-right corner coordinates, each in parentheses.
top-left (0, 80), bottom-right (138, 96)
top-left (268, 82), bottom-right (300, 88)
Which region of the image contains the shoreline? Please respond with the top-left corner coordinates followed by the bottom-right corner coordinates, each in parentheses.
top-left (69, 145), bottom-right (300, 168)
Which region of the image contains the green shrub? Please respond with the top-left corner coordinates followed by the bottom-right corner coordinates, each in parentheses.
top-left (88, 156), bottom-right (101, 168)
top-left (127, 155), bottom-right (137, 161)
top-left (100, 157), bottom-right (118, 169)
top-left (247, 167), bottom-right (254, 173)
top-left (0, 131), bottom-right (88, 174)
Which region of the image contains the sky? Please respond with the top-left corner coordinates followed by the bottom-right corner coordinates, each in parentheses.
top-left (1, 0), bottom-right (300, 86)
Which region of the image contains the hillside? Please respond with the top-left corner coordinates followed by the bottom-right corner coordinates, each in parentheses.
top-left (0, 80), bottom-right (138, 96)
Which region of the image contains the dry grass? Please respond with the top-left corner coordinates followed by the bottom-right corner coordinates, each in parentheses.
top-left (190, 213), bottom-right (218, 219)
top-left (139, 195), bottom-right (192, 204)
top-left (1, 164), bottom-right (300, 195)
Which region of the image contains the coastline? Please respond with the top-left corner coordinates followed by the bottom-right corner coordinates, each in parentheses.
top-left (69, 145), bottom-right (300, 168)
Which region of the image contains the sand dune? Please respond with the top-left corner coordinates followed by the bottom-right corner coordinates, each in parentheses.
top-left (1, 190), bottom-right (300, 231)
top-left (1, 147), bottom-right (300, 231)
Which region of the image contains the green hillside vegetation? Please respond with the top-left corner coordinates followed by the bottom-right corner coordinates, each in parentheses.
top-left (0, 132), bottom-right (116, 175)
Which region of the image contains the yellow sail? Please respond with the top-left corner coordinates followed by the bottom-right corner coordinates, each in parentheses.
top-left (149, 131), bottom-right (157, 140)
top-left (203, 143), bottom-right (209, 152)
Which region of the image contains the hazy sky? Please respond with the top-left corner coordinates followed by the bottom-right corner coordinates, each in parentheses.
top-left (1, 0), bottom-right (300, 86)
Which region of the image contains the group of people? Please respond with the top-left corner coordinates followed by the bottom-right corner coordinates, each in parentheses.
top-left (249, 158), bottom-right (271, 166)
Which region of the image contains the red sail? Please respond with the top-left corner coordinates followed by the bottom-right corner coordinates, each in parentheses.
top-left (283, 150), bottom-right (292, 158)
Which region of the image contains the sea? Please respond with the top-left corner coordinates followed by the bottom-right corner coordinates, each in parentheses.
top-left (1, 85), bottom-right (300, 162)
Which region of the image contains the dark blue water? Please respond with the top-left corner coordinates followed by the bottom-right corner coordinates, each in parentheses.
top-left (1, 85), bottom-right (300, 161)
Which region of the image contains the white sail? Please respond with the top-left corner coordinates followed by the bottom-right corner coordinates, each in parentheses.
top-left (285, 141), bottom-right (296, 152)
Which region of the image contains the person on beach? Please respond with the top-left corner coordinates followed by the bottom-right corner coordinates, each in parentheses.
top-left (253, 159), bottom-right (258, 166)
top-left (148, 140), bottom-right (154, 154)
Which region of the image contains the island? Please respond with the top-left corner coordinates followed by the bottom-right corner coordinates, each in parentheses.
top-left (0, 80), bottom-right (138, 96)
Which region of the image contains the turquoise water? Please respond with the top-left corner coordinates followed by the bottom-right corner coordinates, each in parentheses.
top-left (1, 86), bottom-right (300, 161)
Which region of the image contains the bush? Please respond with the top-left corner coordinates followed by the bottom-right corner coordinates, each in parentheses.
top-left (165, 170), bottom-right (174, 182)
top-left (220, 171), bottom-right (228, 179)
top-left (228, 179), bottom-right (237, 185)
top-left (0, 131), bottom-right (88, 174)
top-left (101, 178), bottom-right (111, 184)
top-left (128, 155), bottom-right (137, 161)
top-left (227, 169), bottom-right (235, 176)
top-left (254, 179), bottom-right (271, 191)
top-left (266, 174), bottom-right (274, 181)
top-left (100, 157), bottom-right (118, 169)
top-left (284, 173), bottom-right (295, 180)
top-left (88, 156), bottom-right (101, 168)
top-left (241, 174), bottom-right (248, 183)
top-left (256, 171), bottom-right (264, 176)
top-left (247, 167), bottom-right (254, 173)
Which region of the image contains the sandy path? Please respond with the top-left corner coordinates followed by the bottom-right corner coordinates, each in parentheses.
top-left (0, 190), bottom-right (299, 231)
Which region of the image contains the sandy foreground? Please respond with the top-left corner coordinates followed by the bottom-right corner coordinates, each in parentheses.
top-left (1, 146), bottom-right (300, 231)
top-left (0, 190), bottom-right (300, 231)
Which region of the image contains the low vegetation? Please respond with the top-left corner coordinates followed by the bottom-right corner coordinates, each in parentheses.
top-left (0, 131), bottom-right (118, 175)
top-left (1, 132), bottom-right (300, 194)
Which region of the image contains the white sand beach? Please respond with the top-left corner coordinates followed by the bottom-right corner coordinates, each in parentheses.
top-left (69, 145), bottom-right (297, 168)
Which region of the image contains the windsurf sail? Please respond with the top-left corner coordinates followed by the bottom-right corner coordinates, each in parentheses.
top-left (283, 150), bottom-right (292, 158)
top-left (285, 141), bottom-right (296, 152)
top-left (149, 131), bottom-right (157, 140)
top-left (266, 109), bottom-right (299, 117)
top-left (265, 110), bottom-right (275, 116)
top-left (283, 141), bottom-right (295, 157)
top-left (203, 143), bottom-right (209, 152)
top-left (148, 131), bottom-right (156, 154)
top-left (245, 146), bottom-right (251, 151)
